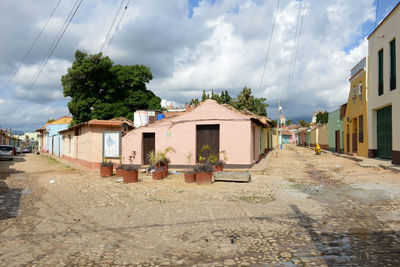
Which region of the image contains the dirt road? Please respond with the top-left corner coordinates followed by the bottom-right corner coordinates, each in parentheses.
top-left (0, 146), bottom-right (399, 266)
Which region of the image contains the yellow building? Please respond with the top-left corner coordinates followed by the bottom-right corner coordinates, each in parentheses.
top-left (344, 57), bottom-right (368, 157)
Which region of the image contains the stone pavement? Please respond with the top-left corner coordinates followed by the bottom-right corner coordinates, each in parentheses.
top-left (1, 147), bottom-right (400, 266)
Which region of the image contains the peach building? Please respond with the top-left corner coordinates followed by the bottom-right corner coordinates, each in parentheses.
top-left (122, 100), bottom-right (274, 168)
top-left (60, 119), bottom-right (133, 169)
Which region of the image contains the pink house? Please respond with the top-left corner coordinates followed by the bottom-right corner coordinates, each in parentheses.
top-left (122, 100), bottom-right (273, 168)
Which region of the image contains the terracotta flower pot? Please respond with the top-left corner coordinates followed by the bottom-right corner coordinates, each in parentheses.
top-left (100, 166), bottom-right (113, 177)
top-left (213, 165), bottom-right (223, 172)
top-left (123, 170), bottom-right (138, 183)
top-left (162, 167), bottom-right (168, 177)
top-left (196, 172), bottom-right (213, 185)
top-left (116, 168), bottom-right (124, 177)
top-left (152, 170), bottom-right (164, 180)
top-left (184, 172), bottom-right (196, 183)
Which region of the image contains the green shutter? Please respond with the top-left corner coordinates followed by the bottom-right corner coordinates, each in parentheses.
top-left (378, 49), bottom-right (384, 95)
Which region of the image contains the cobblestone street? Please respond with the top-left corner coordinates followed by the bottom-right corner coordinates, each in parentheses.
top-left (1, 145), bottom-right (400, 266)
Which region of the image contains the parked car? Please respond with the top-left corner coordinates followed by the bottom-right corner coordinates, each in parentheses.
top-left (22, 147), bottom-right (32, 153)
top-left (0, 145), bottom-right (15, 161)
top-left (15, 147), bottom-right (22, 154)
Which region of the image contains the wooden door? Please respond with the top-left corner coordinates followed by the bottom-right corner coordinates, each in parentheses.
top-left (142, 133), bottom-right (155, 164)
top-left (335, 130), bottom-right (340, 153)
top-left (196, 125), bottom-right (220, 163)
top-left (377, 106), bottom-right (392, 159)
top-left (346, 134), bottom-right (350, 153)
top-left (352, 133), bottom-right (358, 153)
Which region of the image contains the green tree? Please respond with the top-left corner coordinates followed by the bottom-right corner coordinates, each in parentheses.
top-left (231, 87), bottom-right (268, 116)
top-left (316, 111), bottom-right (329, 124)
top-left (298, 120), bottom-right (310, 127)
top-left (218, 90), bottom-right (232, 104)
top-left (286, 119), bottom-right (292, 126)
top-left (62, 50), bottom-right (161, 125)
top-left (190, 98), bottom-right (200, 106)
top-left (201, 90), bottom-right (210, 101)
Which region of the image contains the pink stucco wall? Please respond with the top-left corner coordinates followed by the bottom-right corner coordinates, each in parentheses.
top-left (122, 100), bottom-right (264, 166)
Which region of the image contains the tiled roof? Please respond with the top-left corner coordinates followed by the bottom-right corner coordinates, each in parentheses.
top-left (59, 119), bottom-right (125, 133)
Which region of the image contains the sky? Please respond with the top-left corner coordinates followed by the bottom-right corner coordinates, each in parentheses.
top-left (0, 0), bottom-right (399, 132)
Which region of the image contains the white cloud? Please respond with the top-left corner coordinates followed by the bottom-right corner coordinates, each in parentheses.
top-left (0, 0), bottom-right (378, 130)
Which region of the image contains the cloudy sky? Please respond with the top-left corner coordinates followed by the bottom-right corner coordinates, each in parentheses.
top-left (0, 0), bottom-right (399, 132)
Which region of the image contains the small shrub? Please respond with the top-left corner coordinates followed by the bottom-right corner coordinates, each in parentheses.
top-left (101, 161), bottom-right (114, 167)
top-left (194, 162), bottom-right (213, 173)
top-left (123, 165), bottom-right (138, 171)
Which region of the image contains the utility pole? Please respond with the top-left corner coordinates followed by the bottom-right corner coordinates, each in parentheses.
top-left (9, 128), bottom-right (11, 146)
top-left (276, 101), bottom-right (281, 157)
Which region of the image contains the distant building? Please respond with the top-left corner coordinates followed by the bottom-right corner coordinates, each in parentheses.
top-left (36, 116), bottom-right (72, 154)
top-left (328, 104), bottom-right (346, 153)
top-left (344, 57), bottom-right (368, 157)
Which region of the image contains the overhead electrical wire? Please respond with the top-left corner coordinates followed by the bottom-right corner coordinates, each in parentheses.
top-left (3, 0), bottom-right (84, 117)
top-left (258, 0), bottom-right (280, 92)
top-left (104, 0), bottom-right (131, 54)
top-left (0, 0), bottom-right (63, 97)
top-left (284, 0), bottom-right (306, 102)
top-left (286, 0), bottom-right (306, 100)
top-left (100, 0), bottom-right (126, 53)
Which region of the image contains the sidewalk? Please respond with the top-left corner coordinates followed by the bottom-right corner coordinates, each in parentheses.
top-left (332, 152), bottom-right (400, 173)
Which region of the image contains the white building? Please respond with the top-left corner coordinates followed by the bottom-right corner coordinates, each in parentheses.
top-left (367, 2), bottom-right (400, 164)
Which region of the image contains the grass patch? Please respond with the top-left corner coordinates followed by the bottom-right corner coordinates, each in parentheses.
top-left (42, 155), bottom-right (60, 164)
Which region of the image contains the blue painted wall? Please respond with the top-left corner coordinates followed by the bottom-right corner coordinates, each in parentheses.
top-left (46, 124), bottom-right (69, 156)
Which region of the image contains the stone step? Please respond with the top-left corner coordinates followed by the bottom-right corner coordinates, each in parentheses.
top-left (214, 171), bottom-right (251, 182)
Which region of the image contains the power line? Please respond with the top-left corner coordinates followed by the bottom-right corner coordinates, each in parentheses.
top-left (287, 0), bottom-right (307, 98)
top-left (284, 0), bottom-right (306, 102)
top-left (2, 0), bottom-right (84, 118)
top-left (258, 0), bottom-right (280, 92)
top-left (0, 0), bottom-right (63, 97)
top-left (100, 0), bottom-right (126, 53)
top-left (104, 0), bottom-right (131, 54)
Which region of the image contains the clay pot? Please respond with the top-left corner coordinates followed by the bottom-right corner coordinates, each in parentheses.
top-left (162, 167), bottom-right (168, 177)
top-left (196, 172), bottom-right (212, 185)
top-left (123, 170), bottom-right (138, 183)
top-left (152, 170), bottom-right (164, 180)
top-left (184, 172), bottom-right (196, 183)
top-left (100, 166), bottom-right (113, 177)
top-left (213, 165), bottom-right (223, 172)
top-left (116, 168), bottom-right (124, 177)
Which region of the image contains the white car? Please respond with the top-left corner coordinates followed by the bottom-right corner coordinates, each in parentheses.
top-left (0, 145), bottom-right (15, 161)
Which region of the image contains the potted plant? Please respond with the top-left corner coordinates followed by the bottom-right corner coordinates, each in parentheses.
top-left (194, 161), bottom-right (213, 185)
top-left (159, 146), bottom-right (175, 174)
top-left (213, 159), bottom-right (225, 172)
top-left (116, 164), bottom-right (126, 177)
top-left (100, 160), bottom-right (114, 177)
top-left (199, 145), bottom-right (227, 172)
top-left (184, 152), bottom-right (196, 183)
top-left (123, 151), bottom-right (138, 183)
top-left (148, 151), bottom-right (164, 180)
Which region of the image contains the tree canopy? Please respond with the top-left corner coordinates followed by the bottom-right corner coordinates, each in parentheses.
top-left (190, 87), bottom-right (268, 117)
top-left (298, 120), bottom-right (310, 127)
top-left (316, 111), bottom-right (329, 124)
top-left (62, 50), bottom-right (161, 125)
